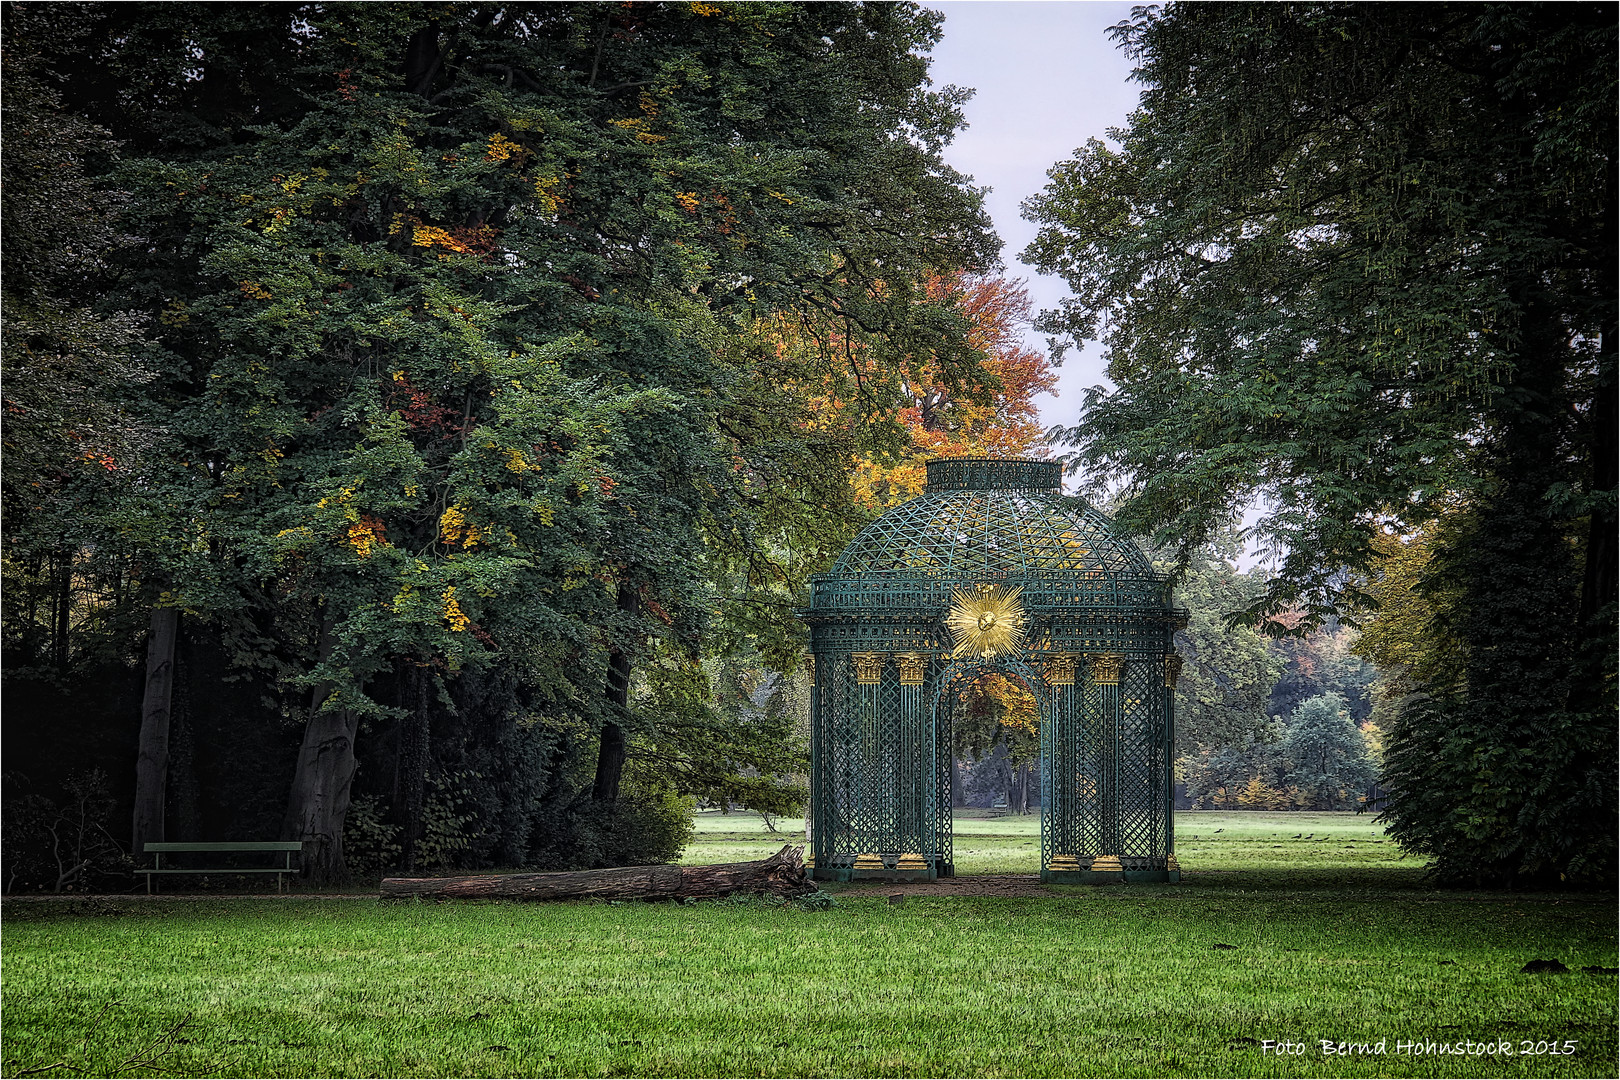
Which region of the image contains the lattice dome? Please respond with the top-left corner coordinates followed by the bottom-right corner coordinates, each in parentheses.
top-left (829, 458), bottom-right (1161, 584)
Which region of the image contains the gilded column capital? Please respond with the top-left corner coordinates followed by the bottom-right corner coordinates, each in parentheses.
top-left (1164, 654), bottom-right (1183, 689)
top-left (1089, 652), bottom-right (1125, 686)
top-left (895, 653), bottom-right (929, 686)
top-left (1046, 653), bottom-right (1080, 686)
top-left (851, 652), bottom-right (886, 686)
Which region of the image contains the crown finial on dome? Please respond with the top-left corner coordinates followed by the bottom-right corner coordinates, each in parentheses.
top-left (924, 457), bottom-right (1062, 492)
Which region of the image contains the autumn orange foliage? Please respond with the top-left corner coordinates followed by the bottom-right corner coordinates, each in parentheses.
top-left (851, 273), bottom-right (1056, 507)
top-left (798, 274), bottom-right (1058, 735)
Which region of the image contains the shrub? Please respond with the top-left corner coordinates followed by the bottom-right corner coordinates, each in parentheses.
top-left (1, 771), bottom-right (130, 893)
top-left (530, 781), bottom-right (695, 870)
top-left (343, 795), bottom-right (402, 879)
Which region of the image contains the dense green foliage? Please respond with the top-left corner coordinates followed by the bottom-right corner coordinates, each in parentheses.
top-left (1278, 694), bottom-right (1377, 810)
top-left (1162, 534), bottom-right (1279, 752)
top-left (0, 6), bottom-right (150, 684)
top-left (0, 1), bottom-right (998, 883)
top-left (1024, 3), bottom-right (1616, 886)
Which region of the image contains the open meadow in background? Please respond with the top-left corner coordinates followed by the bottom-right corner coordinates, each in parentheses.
top-left (685, 808), bottom-right (1412, 878)
top-left (4, 811), bottom-right (1614, 1079)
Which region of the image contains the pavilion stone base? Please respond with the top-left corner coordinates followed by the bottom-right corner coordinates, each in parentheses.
top-left (810, 857), bottom-right (953, 882)
top-left (1042, 856), bottom-right (1181, 885)
top-left (1042, 868), bottom-right (1181, 884)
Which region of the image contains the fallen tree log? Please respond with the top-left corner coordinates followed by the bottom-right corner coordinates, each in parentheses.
top-left (380, 844), bottom-right (811, 902)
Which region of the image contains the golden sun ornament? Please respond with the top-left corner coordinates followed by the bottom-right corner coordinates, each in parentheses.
top-left (947, 583), bottom-right (1026, 659)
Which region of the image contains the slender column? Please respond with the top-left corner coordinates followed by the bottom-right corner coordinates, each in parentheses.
top-left (1043, 654), bottom-right (1080, 872)
top-left (1164, 654), bottom-right (1182, 871)
top-left (1090, 653), bottom-right (1125, 857)
top-left (929, 666), bottom-right (953, 872)
top-left (896, 654), bottom-right (928, 862)
top-left (806, 653), bottom-right (822, 869)
top-left (850, 653), bottom-right (885, 860)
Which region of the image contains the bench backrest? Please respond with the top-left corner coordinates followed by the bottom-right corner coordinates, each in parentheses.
top-left (143, 842), bottom-right (304, 852)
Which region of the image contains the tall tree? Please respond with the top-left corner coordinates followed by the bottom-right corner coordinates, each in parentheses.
top-left (1161, 532), bottom-right (1281, 753)
top-left (33, 2), bottom-right (995, 881)
top-left (1279, 693), bottom-right (1376, 811)
top-left (1, 4), bottom-right (167, 853)
top-left (846, 272), bottom-right (1058, 507)
top-left (1024, 3), bottom-right (1615, 886)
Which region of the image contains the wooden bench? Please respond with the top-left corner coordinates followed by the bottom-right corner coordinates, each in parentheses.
top-left (140, 842), bottom-right (303, 893)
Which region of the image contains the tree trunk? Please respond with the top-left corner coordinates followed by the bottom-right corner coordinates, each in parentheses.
top-left (51, 550), bottom-right (71, 671)
top-left (395, 659), bottom-right (432, 873)
top-left (167, 630), bottom-right (200, 841)
top-left (132, 606), bottom-right (179, 858)
top-left (1573, 323), bottom-right (1617, 714)
top-left (283, 707), bottom-right (359, 885)
top-left (951, 756), bottom-right (965, 808)
top-left (282, 615), bottom-right (358, 885)
top-left (381, 844), bottom-right (810, 901)
top-left (592, 586), bottom-right (639, 802)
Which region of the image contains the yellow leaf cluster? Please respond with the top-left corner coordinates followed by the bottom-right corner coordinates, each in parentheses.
top-left (533, 174), bottom-right (564, 216)
top-left (485, 133), bottom-right (525, 162)
top-left (610, 117), bottom-right (665, 144)
top-left (412, 224), bottom-right (464, 251)
top-left (503, 447), bottom-right (546, 474)
top-left (438, 504), bottom-right (483, 548)
top-left (442, 586), bottom-right (471, 632)
top-left (347, 516), bottom-right (388, 558)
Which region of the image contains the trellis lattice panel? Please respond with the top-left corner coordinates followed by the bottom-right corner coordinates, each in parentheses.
top-left (813, 653), bottom-right (937, 871)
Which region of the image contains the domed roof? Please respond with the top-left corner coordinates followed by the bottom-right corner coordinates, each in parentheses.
top-left (827, 458), bottom-right (1160, 583)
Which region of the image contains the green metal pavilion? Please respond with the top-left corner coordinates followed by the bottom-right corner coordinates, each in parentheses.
top-left (799, 457), bottom-right (1187, 883)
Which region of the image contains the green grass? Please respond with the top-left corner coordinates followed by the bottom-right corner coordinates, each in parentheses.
top-left (2, 812), bottom-right (1614, 1078)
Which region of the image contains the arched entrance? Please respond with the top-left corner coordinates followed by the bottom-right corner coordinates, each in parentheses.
top-left (933, 658), bottom-right (1048, 871)
top-left (799, 458), bottom-right (1186, 884)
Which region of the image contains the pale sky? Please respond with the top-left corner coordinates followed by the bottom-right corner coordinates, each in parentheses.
top-left (925, 2), bottom-right (1270, 566)
top-left (924, 0), bottom-right (1140, 437)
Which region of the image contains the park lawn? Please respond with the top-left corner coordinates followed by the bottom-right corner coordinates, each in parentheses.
top-left (3, 886), bottom-right (1615, 1079)
top-left (5, 814), bottom-right (1613, 1078)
